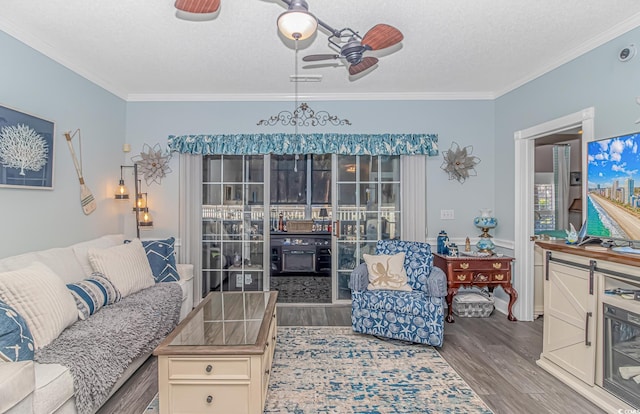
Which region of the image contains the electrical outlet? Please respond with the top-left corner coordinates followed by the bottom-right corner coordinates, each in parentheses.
top-left (440, 209), bottom-right (455, 220)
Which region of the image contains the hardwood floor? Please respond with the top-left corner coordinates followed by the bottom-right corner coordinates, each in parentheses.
top-left (99, 306), bottom-right (605, 414)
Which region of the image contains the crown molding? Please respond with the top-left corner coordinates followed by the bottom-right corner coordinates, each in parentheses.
top-left (495, 12), bottom-right (640, 98)
top-left (126, 91), bottom-right (495, 102)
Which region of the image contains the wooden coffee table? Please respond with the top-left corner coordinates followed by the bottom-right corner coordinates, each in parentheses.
top-left (154, 291), bottom-right (278, 414)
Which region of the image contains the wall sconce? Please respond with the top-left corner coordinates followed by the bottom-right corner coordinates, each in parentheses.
top-left (115, 166), bottom-right (130, 200)
top-left (114, 163), bottom-right (155, 238)
top-left (132, 185), bottom-right (148, 211)
top-left (139, 207), bottom-right (154, 228)
top-left (277, 0), bottom-right (318, 40)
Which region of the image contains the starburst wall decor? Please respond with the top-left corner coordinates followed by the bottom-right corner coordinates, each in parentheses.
top-left (131, 143), bottom-right (172, 185)
top-left (440, 142), bottom-right (480, 184)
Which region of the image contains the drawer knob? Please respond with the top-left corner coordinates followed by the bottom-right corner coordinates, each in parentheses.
top-left (265, 369), bottom-right (270, 375)
top-left (272, 335), bottom-right (276, 341)
top-left (205, 364), bottom-right (213, 373)
top-left (460, 263), bottom-right (469, 269)
top-left (492, 263), bottom-right (502, 269)
top-left (206, 395), bottom-right (213, 404)
top-left (266, 341), bottom-right (270, 348)
top-left (494, 274), bottom-right (505, 281)
top-left (456, 274), bottom-right (466, 281)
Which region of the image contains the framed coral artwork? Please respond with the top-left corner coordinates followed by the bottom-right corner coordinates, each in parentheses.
top-left (0, 104), bottom-right (54, 189)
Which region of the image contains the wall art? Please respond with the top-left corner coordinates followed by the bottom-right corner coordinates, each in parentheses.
top-left (131, 143), bottom-right (173, 186)
top-left (440, 141), bottom-right (480, 184)
top-left (0, 104), bottom-right (54, 189)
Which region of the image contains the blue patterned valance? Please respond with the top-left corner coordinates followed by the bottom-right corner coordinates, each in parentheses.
top-left (167, 133), bottom-right (438, 156)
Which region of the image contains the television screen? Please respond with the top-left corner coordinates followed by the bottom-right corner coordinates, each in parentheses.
top-left (587, 131), bottom-right (640, 242)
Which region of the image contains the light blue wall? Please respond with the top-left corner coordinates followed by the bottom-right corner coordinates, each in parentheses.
top-left (5, 22), bottom-right (640, 263)
top-left (495, 26), bottom-right (640, 241)
top-left (0, 31), bottom-right (127, 258)
top-left (125, 100), bottom-right (495, 243)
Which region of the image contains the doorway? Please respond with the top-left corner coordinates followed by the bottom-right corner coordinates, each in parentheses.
top-left (513, 108), bottom-right (595, 321)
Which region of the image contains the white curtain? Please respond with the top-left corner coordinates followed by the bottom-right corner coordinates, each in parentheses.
top-left (178, 154), bottom-right (203, 306)
top-left (553, 145), bottom-right (571, 230)
top-left (401, 155), bottom-right (427, 242)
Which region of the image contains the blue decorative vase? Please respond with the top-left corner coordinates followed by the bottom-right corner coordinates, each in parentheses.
top-left (437, 230), bottom-right (449, 255)
top-left (474, 210), bottom-right (497, 254)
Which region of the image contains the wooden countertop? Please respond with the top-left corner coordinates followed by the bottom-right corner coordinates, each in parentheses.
top-left (536, 240), bottom-right (640, 267)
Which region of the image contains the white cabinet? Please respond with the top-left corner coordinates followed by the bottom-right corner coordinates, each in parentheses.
top-left (536, 241), bottom-right (638, 412)
top-left (541, 250), bottom-right (596, 385)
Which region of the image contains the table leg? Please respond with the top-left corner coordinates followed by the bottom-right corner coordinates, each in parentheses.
top-left (504, 284), bottom-right (518, 321)
top-left (446, 286), bottom-right (459, 323)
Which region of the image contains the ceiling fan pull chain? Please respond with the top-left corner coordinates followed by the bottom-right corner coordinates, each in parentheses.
top-left (294, 38), bottom-right (299, 173)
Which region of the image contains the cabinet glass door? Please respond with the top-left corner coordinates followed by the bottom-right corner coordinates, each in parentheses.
top-left (333, 155), bottom-right (401, 300)
top-left (202, 155), bottom-right (267, 293)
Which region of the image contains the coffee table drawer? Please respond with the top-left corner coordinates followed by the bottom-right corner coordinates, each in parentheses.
top-left (168, 383), bottom-right (250, 414)
top-left (168, 357), bottom-right (251, 380)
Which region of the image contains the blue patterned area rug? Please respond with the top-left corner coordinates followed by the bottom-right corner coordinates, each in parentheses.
top-left (144, 327), bottom-right (492, 414)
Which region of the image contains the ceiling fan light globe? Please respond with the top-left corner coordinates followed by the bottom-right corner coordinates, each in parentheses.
top-left (277, 10), bottom-right (318, 40)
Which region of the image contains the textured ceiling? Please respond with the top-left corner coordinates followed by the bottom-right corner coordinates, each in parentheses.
top-left (2, 0), bottom-right (640, 101)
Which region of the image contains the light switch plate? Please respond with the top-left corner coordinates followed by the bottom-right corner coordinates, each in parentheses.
top-left (440, 209), bottom-right (455, 220)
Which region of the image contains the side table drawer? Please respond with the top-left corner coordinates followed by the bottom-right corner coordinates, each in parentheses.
top-left (169, 357), bottom-right (251, 380)
top-left (491, 272), bottom-right (509, 282)
top-left (451, 272), bottom-right (472, 282)
top-left (453, 260), bottom-right (509, 271)
top-left (168, 383), bottom-right (250, 414)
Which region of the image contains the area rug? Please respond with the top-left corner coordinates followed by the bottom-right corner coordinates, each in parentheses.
top-left (270, 276), bottom-right (331, 303)
top-left (144, 327), bottom-right (492, 414)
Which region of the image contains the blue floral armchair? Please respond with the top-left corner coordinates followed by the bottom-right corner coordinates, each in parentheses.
top-left (349, 240), bottom-right (447, 346)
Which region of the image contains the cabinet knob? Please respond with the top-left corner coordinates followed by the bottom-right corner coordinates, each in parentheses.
top-left (265, 369), bottom-right (270, 375)
top-left (460, 263), bottom-right (469, 269)
top-left (205, 364), bottom-right (213, 373)
top-left (492, 263), bottom-right (502, 269)
top-left (272, 335), bottom-right (276, 341)
top-left (206, 395), bottom-right (213, 404)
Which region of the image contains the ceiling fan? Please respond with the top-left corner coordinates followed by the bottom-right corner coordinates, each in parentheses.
top-left (278, 0), bottom-right (404, 76)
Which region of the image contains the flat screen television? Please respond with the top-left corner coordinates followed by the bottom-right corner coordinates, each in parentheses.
top-left (585, 131), bottom-right (640, 246)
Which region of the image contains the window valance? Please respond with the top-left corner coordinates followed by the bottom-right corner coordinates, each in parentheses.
top-left (167, 133), bottom-right (438, 156)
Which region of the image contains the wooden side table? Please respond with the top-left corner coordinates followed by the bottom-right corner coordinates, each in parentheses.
top-left (433, 253), bottom-right (518, 323)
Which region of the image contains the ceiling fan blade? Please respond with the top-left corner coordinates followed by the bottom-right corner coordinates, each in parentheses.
top-left (174, 0), bottom-right (220, 13)
top-left (303, 54), bottom-right (340, 62)
top-left (348, 57), bottom-right (379, 76)
top-left (361, 24), bottom-right (404, 50)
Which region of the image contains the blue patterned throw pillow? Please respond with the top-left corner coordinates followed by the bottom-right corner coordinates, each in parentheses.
top-left (124, 237), bottom-right (180, 283)
top-left (67, 273), bottom-right (121, 320)
top-left (0, 299), bottom-right (34, 361)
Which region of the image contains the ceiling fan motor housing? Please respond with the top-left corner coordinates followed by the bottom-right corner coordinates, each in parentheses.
top-left (341, 38), bottom-right (366, 64)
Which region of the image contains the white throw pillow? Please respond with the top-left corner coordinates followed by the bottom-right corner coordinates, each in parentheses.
top-left (0, 262), bottom-right (78, 349)
top-left (88, 238), bottom-right (154, 297)
top-left (364, 252), bottom-right (412, 292)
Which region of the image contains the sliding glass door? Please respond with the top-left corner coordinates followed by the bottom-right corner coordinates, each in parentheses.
top-left (333, 155), bottom-right (401, 301)
top-left (202, 155), bottom-right (268, 293)
top-left (198, 153), bottom-right (402, 302)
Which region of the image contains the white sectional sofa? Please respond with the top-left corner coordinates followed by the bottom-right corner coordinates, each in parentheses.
top-left (0, 234), bottom-right (194, 414)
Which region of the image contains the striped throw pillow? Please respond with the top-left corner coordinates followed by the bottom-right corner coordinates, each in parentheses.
top-left (66, 273), bottom-right (121, 320)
